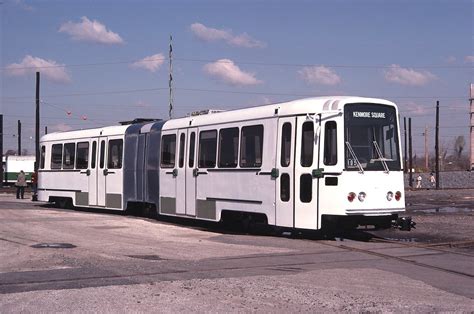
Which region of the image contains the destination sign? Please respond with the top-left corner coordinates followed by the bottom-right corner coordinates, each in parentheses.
top-left (353, 111), bottom-right (386, 119)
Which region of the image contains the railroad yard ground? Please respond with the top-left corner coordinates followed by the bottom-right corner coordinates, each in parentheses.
top-left (0, 188), bottom-right (473, 312)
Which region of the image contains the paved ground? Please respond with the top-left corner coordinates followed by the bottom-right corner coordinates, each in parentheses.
top-left (0, 191), bottom-right (473, 312)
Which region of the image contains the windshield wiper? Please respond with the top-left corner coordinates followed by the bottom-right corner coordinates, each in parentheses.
top-left (372, 140), bottom-right (389, 173)
top-left (345, 141), bottom-right (364, 174)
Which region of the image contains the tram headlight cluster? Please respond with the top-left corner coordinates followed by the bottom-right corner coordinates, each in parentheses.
top-left (348, 192), bottom-right (367, 202)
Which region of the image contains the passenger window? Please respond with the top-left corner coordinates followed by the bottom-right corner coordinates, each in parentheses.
top-left (188, 132), bottom-right (195, 168)
top-left (99, 141), bottom-right (105, 169)
top-left (280, 123), bottom-right (291, 167)
top-left (240, 125), bottom-right (263, 168)
top-left (91, 141), bottom-right (97, 169)
top-left (160, 134), bottom-right (176, 168)
top-left (280, 173), bottom-right (290, 202)
top-left (63, 143), bottom-right (75, 169)
top-left (300, 174), bottom-right (312, 203)
top-left (178, 133), bottom-right (185, 168)
top-left (324, 121), bottom-right (337, 166)
top-left (51, 144), bottom-right (62, 169)
top-left (301, 122), bottom-right (314, 167)
top-left (198, 130), bottom-right (217, 168)
top-left (40, 146), bottom-right (46, 169)
top-left (108, 139), bottom-right (123, 169)
top-left (76, 142), bottom-right (89, 169)
top-left (218, 127), bottom-right (239, 168)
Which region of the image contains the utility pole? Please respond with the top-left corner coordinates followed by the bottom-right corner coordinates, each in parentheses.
top-left (17, 120), bottom-right (22, 156)
top-left (408, 117), bottom-right (413, 188)
top-left (35, 72), bottom-right (40, 172)
top-left (0, 114), bottom-right (3, 188)
top-left (168, 35), bottom-right (173, 120)
top-left (423, 125), bottom-right (428, 170)
top-left (470, 84), bottom-right (473, 170)
top-left (404, 117), bottom-right (408, 173)
top-left (44, 126), bottom-right (48, 135)
top-left (435, 101), bottom-right (440, 189)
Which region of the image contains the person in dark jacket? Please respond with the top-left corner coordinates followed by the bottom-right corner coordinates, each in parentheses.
top-left (16, 170), bottom-right (27, 199)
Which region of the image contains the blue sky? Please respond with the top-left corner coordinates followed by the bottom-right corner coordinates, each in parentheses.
top-left (1, 0), bottom-right (472, 155)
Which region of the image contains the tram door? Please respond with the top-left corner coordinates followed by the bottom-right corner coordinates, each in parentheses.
top-left (294, 116), bottom-right (320, 229)
top-left (88, 139), bottom-right (99, 206)
top-left (96, 138), bottom-right (107, 206)
top-left (185, 128), bottom-right (197, 216)
top-left (175, 129), bottom-right (187, 215)
top-left (275, 117), bottom-right (296, 227)
top-left (159, 130), bottom-right (178, 215)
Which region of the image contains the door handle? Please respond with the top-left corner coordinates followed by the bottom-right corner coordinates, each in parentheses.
top-left (103, 169), bottom-right (108, 176)
top-left (80, 169), bottom-right (91, 176)
top-left (193, 169), bottom-right (208, 177)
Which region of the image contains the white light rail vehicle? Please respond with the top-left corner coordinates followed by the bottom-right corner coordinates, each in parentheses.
top-left (38, 96), bottom-right (405, 230)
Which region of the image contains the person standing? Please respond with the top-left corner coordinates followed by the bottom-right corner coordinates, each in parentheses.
top-left (429, 172), bottom-right (436, 188)
top-left (16, 170), bottom-right (27, 199)
top-left (416, 174), bottom-right (422, 189)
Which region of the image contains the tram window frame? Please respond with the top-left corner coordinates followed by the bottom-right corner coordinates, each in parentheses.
top-left (63, 143), bottom-right (76, 169)
top-left (91, 141), bottom-right (97, 169)
top-left (280, 123), bottom-right (292, 167)
top-left (99, 141), bottom-right (105, 169)
top-left (178, 133), bottom-right (186, 168)
top-left (280, 173), bottom-right (290, 202)
top-left (218, 127), bottom-right (239, 168)
top-left (108, 139), bottom-right (123, 169)
top-left (40, 145), bottom-right (46, 169)
top-left (324, 121), bottom-right (338, 166)
top-left (301, 122), bottom-right (314, 167)
top-left (51, 144), bottom-right (62, 169)
top-left (188, 132), bottom-right (196, 168)
top-left (240, 125), bottom-right (264, 168)
top-left (198, 130), bottom-right (217, 168)
top-left (76, 142), bottom-right (89, 169)
top-left (160, 134), bottom-right (176, 168)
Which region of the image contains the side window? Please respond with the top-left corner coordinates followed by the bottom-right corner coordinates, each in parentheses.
top-left (280, 173), bottom-right (290, 202)
top-left (76, 142), bottom-right (89, 169)
top-left (178, 133), bottom-right (185, 168)
top-left (324, 121), bottom-right (337, 166)
top-left (280, 123), bottom-right (291, 167)
top-left (218, 127), bottom-right (239, 168)
top-left (91, 141), bottom-right (97, 169)
top-left (108, 139), bottom-right (123, 169)
top-left (51, 144), bottom-right (62, 169)
top-left (99, 140), bottom-right (105, 169)
top-left (188, 132), bottom-right (196, 168)
top-left (199, 130), bottom-right (217, 168)
top-left (160, 134), bottom-right (176, 168)
top-left (240, 125), bottom-right (263, 168)
top-left (301, 122), bottom-right (314, 167)
top-left (300, 174), bottom-right (312, 203)
top-left (40, 146), bottom-right (46, 169)
top-left (63, 143), bottom-right (75, 169)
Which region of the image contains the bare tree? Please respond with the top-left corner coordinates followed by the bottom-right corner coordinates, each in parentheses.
top-left (454, 136), bottom-right (466, 158)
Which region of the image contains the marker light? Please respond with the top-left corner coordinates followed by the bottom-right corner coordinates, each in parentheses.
top-left (387, 191), bottom-right (394, 201)
top-left (358, 192), bottom-right (366, 202)
top-left (395, 191), bottom-right (402, 201)
top-left (347, 192), bottom-right (356, 202)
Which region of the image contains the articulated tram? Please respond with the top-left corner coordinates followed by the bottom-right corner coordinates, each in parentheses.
top-left (38, 96), bottom-right (405, 230)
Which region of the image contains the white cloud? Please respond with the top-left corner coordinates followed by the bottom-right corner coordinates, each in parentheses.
top-left (14, 0), bottom-right (34, 11)
top-left (130, 53), bottom-right (165, 72)
top-left (298, 66), bottom-right (341, 86)
top-left (59, 16), bottom-right (124, 45)
top-left (52, 123), bottom-right (73, 132)
top-left (446, 56), bottom-right (456, 63)
top-left (203, 59), bottom-right (262, 86)
top-left (399, 102), bottom-right (429, 116)
top-left (6, 55), bottom-right (71, 83)
top-left (190, 23), bottom-right (265, 48)
top-left (465, 55), bottom-right (474, 63)
top-left (384, 64), bottom-right (436, 86)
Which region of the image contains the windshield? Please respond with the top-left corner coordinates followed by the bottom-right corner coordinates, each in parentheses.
top-left (344, 103), bottom-right (401, 171)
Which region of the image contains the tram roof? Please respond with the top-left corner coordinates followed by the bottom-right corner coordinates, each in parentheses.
top-left (162, 96), bottom-right (396, 130)
top-left (40, 124), bottom-right (130, 142)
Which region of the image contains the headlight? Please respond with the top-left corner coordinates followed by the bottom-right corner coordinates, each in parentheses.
top-left (395, 191), bottom-right (402, 201)
top-left (347, 192), bottom-right (356, 202)
top-left (358, 192), bottom-right (366, 202)
top-left (387, 191), bottom-right (394, 201)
